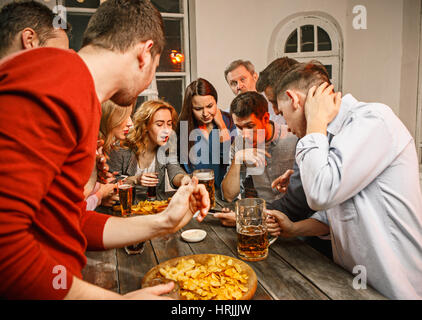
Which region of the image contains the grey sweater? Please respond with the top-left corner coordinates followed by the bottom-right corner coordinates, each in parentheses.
top-left (108, 147), bottom-right (187, 200)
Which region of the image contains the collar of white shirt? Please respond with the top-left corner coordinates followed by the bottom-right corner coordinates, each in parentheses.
top-left (327, 93), bottom-right (357, 137)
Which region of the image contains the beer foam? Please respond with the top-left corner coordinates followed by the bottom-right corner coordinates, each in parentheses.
top-left (194, 172), bottom-right (214, 181)
top-left (118, 184), bottom-right (132, 189)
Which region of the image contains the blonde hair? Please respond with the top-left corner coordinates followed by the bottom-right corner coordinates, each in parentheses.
top-left (125, 99), bottom-right (178, 158)
top-left (99, 100), bottom-right (133, 155)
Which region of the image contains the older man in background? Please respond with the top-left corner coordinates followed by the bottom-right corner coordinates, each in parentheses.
top-left (224, 59), bottom-right (284, 125)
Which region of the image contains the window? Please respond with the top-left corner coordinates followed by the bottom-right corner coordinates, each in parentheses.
top-left (156, 1), bottom-right (191, 114)
top-left (270, 13), bottom-right (343, 91)
top-left (64, 0), bottom-right (191, 114)
top-left (64, 0), bottom-right (103, 50)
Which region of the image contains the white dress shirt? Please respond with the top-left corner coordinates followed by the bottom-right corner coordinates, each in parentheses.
top-left (297, 94), bottom-right (422, 299)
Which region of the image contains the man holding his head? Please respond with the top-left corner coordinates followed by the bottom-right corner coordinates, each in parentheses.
top-left (255, 57), bottom-right (333, 258)
top-left (255, 57), bottom-right (312, 214)
top-left (0, 0), bottom-right (209, 300)
top-left (267, 61), bottom-right (422, 299)
top-left (0, 0), bottom-right (70, 59)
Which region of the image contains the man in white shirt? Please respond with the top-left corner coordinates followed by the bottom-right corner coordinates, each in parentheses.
top-left (267, 61), bottom-right (422, 299)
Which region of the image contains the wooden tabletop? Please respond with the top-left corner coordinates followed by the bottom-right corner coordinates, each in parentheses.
top-left (82, 211), bottom-right (386, 300)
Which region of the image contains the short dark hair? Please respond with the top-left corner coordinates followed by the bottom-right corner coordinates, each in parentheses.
top-left (230, 91), bottom-right (268, 119)
top-left (0, 0), bottom-right (70, 57)
top-left (82, 0), bottom-right (165, 56)
top-left (224, 59), bottom-right (255, 81)
top-left (256, 57), bottom-right (299, 92)
top-left (274, 60), bottom-right (331, 100)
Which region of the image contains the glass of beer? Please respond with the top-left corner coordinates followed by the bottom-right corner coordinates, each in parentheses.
top-left (236, 198), bottom-right (277, 261)
top-left (193, 169), bottom-right (215, 209)
top-left (118, 182), bottom-right (145, 255)
top-left (118, 183), bottom-right (133, 217)
top-left (146, 172), bottom-right (158, 201)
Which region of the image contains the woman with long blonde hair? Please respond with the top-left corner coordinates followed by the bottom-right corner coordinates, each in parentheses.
top-left (84, 100), bottom-right (133, 209)
top-left (99, 100), bottom-right (134, 156)
top-left (108, 99), bottom-right (190, 200)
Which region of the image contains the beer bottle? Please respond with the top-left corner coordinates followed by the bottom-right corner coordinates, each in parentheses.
top-left (243, 175), bottom-right (258, 198)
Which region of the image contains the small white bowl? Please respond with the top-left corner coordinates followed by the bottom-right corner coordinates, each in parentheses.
top-left (181, 229), bottom-right (207, 243)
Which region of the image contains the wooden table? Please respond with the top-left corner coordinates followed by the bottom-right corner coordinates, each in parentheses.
top-left (82, 211), bottom-right (386, 300)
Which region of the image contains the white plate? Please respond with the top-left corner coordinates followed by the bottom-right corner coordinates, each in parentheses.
top-left (181, 229), bottom-right (207, 242)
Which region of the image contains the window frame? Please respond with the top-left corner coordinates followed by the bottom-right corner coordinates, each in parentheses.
top-left (270, 13), bottom-right (343, 92)
top-left (417, 7), bottom-right (422, 167)
top-left (63, 0), bottom-right (191, 103)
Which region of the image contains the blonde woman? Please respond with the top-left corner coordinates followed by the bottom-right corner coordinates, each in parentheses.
top-left (85, 101), bottom-right (133, 209)
top-left (108, 100), bottom-right (190, 200)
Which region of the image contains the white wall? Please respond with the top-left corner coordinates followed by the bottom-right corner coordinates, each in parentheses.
top-left (343, 0), bottom-right (404, 114)
top-left (398, 0), bottom-right (421, 141)
top-left (193, 0), bottom-right (418, 136)
top-left (194, 0), bottom-right (346, 111)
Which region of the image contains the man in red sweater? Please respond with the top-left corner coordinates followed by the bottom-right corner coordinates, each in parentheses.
top-left (0, 0), bottom-right (209, 300)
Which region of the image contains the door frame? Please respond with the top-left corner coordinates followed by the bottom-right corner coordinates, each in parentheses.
top-left (417, 1), bottom-right (422, 166)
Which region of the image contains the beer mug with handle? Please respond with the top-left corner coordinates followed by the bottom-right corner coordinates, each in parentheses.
top-left (236, 198), bottom-right (277, 261)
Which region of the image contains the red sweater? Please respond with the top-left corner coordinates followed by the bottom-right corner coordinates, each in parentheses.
top-left (0, 48), bottom-right (111, 299)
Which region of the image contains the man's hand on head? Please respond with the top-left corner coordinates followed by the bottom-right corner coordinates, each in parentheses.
top-left (304, 82), bottom-right (342, 136)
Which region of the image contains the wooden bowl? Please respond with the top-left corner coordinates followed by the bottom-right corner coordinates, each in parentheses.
top-left (142, 254), bottom-right (257, 300)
